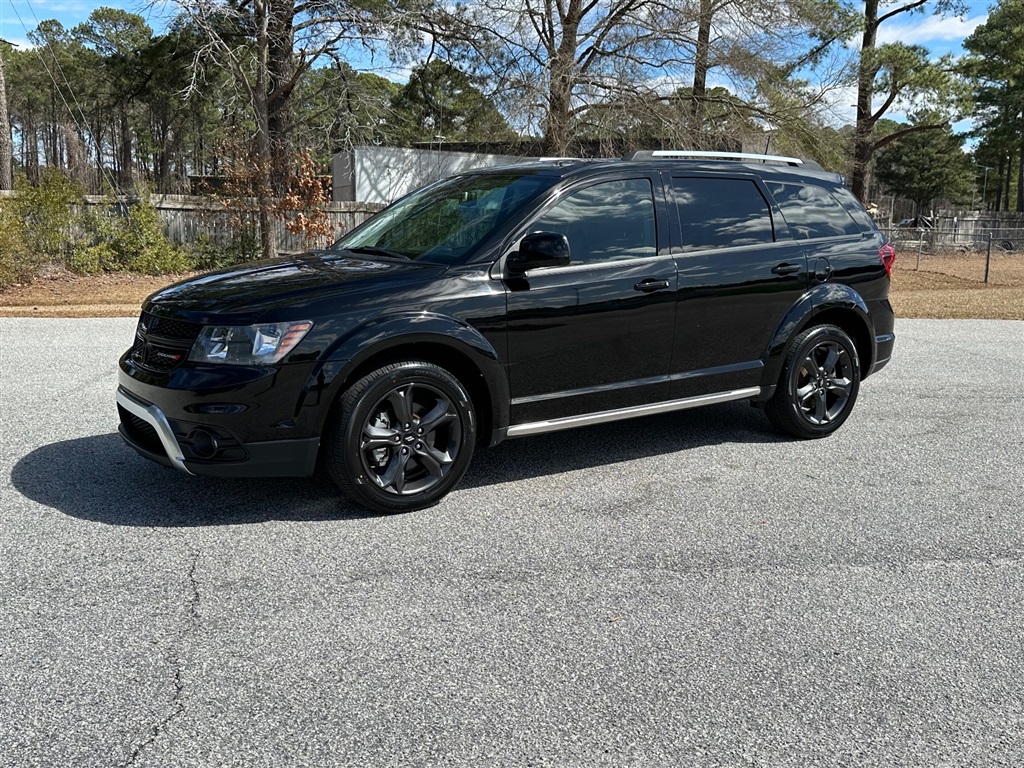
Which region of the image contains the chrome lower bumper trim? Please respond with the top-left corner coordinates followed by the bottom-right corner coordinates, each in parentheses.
top-left (506, 386), bottom-right (763, 438)
top-left (116, 388), bottom-right (193, 475)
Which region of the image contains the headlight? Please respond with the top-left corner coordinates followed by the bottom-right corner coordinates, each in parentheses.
top-left (188, 321), bottom-right (313, 365)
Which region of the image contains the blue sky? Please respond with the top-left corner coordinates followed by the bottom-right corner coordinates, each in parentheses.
top-left (1, 1), bottom-right (169, 46)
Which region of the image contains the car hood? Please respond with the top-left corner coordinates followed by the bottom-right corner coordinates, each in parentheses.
top-left (144, 251), bottom-right (445, 319)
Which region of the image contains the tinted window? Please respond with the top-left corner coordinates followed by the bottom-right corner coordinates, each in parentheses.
top-left (333, 172), bottom-right (556, 264)
top-left (531, 178), bottom-right (656, 265)
top-left (766, 182), bottom-right (862, 240)
top-left (831, 185), bottom-right (876, 232)
top-left (671, 177), bottom-right (774, 251)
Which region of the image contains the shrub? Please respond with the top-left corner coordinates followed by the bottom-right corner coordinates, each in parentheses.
top-left (74, 193), bottom-right (195, 275)
top-left (14, 169), bottom-right (84, 266)
top-left (189, 228), bottom-right (261, 271)
top-left (0, 197), bottom-right (30, 288)
top-left (0, 170), bottom-right (84, 287)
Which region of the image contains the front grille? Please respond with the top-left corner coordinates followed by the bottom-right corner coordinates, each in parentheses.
top-left (140, 312), bottom-right (202, 341)
top-left (131, 311), bottom-right (201, 374)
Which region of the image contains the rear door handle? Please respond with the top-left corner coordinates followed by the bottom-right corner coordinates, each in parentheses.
top-left (633, 279), bottom-right (672, 293)
top-left (771, 263), bottom-right (801, 276)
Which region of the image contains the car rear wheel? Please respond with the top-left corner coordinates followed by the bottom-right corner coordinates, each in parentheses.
top-left (765, 324), bottom-right (861, 439)
top-left (327, 360), bottom-right (476, 513)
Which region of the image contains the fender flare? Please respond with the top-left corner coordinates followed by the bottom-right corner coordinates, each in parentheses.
top-left (759, 283), bottom-right (873, 394)
top-left (299, 312), bottom-right (510, 444)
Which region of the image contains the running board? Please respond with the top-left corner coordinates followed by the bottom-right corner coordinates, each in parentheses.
top-left (506, 387), bottom-right (763, 438)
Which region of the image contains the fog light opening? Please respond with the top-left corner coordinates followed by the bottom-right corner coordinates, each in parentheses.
top-left (189, 429), bottom-right (220, 459)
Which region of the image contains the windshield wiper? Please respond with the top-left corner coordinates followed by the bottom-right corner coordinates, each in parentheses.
top-left (344, 245), bottom-right (411, 260)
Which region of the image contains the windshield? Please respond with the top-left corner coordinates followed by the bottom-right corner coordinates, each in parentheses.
top-left (332, 172), bottom-right (557, 264)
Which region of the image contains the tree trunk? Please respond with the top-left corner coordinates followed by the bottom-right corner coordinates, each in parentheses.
top-left (0, 47), bottom-right (13, 190)
top-left (542, 7), bottom-right (580, 156)
top-left (267, 0), bottom-right (297, 197)
top-left (691, 0), bottom-right (713, 138)
top-left (119, 109), bottom-right (133, 191)
top-left (255, 0), bottom-right (278, 261)
top-left (1018, 138), bottom-right (1024, 213)
top-left (995, 155), bottom-right (1005, 211)
top-left (1005, 152), bottom-right (1013, 211)
top-left (25, 119), bottom-right (39, 183)
top-left (62, 123), bottom-right (89, 189)
top-left (850, 0), bottom-right (879, 203)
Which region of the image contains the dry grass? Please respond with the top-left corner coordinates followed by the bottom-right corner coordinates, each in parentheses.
top-left (0, 255), bottom-right (1021, 320)
top-left (0, 271), bottom-right (191, 317)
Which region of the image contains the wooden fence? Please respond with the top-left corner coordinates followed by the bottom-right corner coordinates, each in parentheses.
top-left (94, 195), bottom-right (386, 254)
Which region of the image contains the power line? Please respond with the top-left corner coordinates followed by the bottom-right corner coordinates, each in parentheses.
top-left (6, 0), bottom-right (123, 194)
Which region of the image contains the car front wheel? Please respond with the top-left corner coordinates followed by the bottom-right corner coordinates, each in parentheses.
top-left (765, 324), bottom-right (861, 439)
top-left (326, 360), bottom-right (476, 513)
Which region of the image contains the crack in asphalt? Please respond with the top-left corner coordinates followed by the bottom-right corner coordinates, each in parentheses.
top-left (120, 548), bottom-right (200, 768)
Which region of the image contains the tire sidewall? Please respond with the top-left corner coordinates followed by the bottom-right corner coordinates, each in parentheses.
top-left (336, 362), bottom-right (476, 512)
top-left (778, 325), bottom-right (861, 437)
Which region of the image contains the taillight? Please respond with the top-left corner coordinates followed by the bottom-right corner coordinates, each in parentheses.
top-left (879, 242), bottom-right (896, 277)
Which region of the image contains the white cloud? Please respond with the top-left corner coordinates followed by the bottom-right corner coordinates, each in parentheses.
top-left (0, 37), bottom-right (32, 49)
top-left (875, 12), bottom-right (987, 47)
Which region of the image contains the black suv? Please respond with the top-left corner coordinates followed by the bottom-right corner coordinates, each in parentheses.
top-left (118, 151), bottom-right (896, 512)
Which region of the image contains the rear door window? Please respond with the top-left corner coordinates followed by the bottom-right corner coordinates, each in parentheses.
top-left (765, 182), bottom-right (863, 240)
top-left (670, 177), bottom-right (774, 252)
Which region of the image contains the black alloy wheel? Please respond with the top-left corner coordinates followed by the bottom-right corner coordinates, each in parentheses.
top-left (327, 360), bottom-right (476, 513)
top-left (766, 324), bottom-right (861, 439)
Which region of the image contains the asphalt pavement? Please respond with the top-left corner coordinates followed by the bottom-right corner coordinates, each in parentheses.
top-left (1, 317), bottom-right (1023, 767)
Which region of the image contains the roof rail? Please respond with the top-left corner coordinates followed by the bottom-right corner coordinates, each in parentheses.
top-left (623, 150), bottom-right (819, 169)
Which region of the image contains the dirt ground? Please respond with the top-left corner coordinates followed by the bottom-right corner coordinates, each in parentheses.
top-left (890, 251), bottom-right (1023, 320)
top-left (0, 254), bottom-right (1021, 319)
top-left (0, 271), bottom-right (193, 318)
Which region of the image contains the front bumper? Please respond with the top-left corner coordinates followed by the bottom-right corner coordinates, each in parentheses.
top-left (117, 386), bottom-right (320, 478)
top-left (117, 387), bottom-right (192, 473)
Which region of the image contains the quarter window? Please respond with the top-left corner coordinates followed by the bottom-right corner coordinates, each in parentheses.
top-left (531, 178), bottom-right (656, 265)
top-left (671, 177), bottom-right (774, 251)
top-left (766, 182), bottom-right (862, 239)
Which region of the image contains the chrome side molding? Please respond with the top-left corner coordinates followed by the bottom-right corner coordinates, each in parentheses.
top-left (506, 387), bottom-right (763, 438)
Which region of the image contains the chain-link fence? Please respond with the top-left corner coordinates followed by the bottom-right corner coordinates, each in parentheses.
top-left (881, 218), bottom-right (1024, 287)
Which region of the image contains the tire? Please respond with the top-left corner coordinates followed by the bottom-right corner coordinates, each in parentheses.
top-left (765, 324), bottom-right (861, 439)
top-left (326, 360), bottom-right (476, 513)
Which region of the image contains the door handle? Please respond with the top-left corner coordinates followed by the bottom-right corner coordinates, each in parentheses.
top-left (771, 263), bottom-right (801, 276)
top-left (634, 279), bottom-right (671, 293)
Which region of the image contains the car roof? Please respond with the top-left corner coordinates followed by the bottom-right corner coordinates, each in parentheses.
top-left (474, 152), bottom-right (842, 185)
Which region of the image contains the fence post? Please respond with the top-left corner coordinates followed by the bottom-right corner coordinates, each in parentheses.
top-left (916, 231), bottom-right (923, 271)
top-left (984, 233), bottom-right (992, 284)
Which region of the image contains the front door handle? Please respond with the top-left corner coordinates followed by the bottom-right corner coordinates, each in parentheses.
top-left (634, 279), bottom-right (671, 293)
top-left (771, 262), bottom-right (801, 276)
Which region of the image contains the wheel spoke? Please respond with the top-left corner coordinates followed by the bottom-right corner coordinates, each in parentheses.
top-left (377, 450), bottom-right (411, 493)
top-left (361, 423), bottom-right (399, 450)
top-left (418, 397), bottom-right (455, 434)
top-left (826, 376), bottom-right (852, 397)
top-left (813, 390), bottom-right (827, 423)
top-left (821, 344), bottom-right (840, 375)
top-left (796, 382), bottom-right (816, 403)
top-left (414, 443), bottom-right (451, 480)
top-left (386, 386), bottom-right (415, 425)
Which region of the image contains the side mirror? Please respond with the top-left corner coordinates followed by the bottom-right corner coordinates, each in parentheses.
top-left (506, 232), bottom-right (571, 274)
